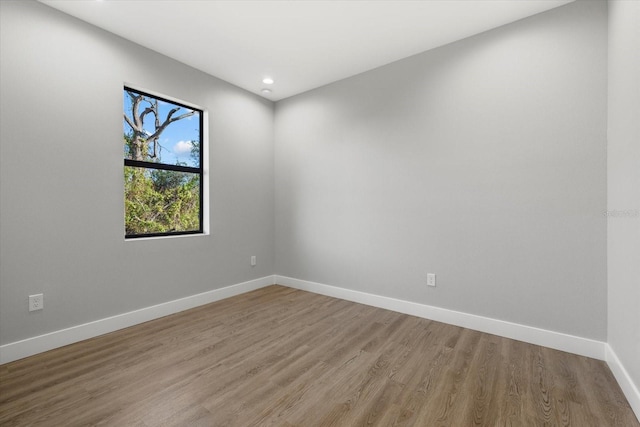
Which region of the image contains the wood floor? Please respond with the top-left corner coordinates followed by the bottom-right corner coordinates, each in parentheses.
top-left (0, 285), bottom-right (637, 426)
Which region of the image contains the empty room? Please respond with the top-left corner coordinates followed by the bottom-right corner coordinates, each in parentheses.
top-left (0, 0), bottom-right (638, 425)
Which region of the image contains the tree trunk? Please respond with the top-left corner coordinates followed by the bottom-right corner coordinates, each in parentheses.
top-left (132, 135), bottom-right (146, 161)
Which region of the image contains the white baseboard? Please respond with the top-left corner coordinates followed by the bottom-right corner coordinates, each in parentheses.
top-left (606, 344), bottom-right (640, 422)
top-left (276, 275), bottom-right (606, 360)
top-left (0, 275), bottom-right (276, 364)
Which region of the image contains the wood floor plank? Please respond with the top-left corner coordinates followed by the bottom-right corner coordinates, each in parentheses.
top-left (496, 338), bottom-right (528, 426)
top-left (0, 285), bottom-right (637, 426)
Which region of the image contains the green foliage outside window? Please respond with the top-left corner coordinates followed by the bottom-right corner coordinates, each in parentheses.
top-left (124, 167), bottom-right (200, 235)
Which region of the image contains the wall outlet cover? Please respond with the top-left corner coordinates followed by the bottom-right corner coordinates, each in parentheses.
top-left (427, 274), bottom-right (436, 287)
top-left (29, 294), bottom-right (44, 312)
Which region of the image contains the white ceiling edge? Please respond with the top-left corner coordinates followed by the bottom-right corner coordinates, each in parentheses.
top-left (39, 0), bottom-right (575, 101)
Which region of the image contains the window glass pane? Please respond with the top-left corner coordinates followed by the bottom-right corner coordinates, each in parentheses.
top-left (123, 89), bottom-right (201, 168)
top-left (124, 166), bottom-right (200, 236)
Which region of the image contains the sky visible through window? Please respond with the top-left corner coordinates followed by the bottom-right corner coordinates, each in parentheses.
top-left (123, 92), bottom-right (200, 167)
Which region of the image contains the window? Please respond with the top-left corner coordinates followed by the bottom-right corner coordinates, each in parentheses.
top-left (123, 87), bottom-right (203, 238)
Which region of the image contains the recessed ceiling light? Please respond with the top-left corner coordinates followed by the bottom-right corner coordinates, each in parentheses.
top-left (262, 77), bottom-right (274, 85)
top-left (261, 88), bottom-right (272, 94)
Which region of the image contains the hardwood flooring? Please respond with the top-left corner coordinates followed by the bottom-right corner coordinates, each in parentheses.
top-left (0, 285), bottom-right (637, 426)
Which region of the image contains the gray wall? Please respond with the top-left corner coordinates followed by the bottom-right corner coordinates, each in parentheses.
top-left (275, 0), bottom-right (608, 340)
top-left (608, 0), bottom-right (640, 393)
top-left (0, 0), bottom-right (616, 350)
top-left (0, 1), bottom-right (275, 345)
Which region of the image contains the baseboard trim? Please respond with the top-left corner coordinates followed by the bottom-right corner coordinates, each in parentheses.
top-left (606, 344), bottom-right (640, 422)
top-left (0, 275), bottom-right (276, 365)
top-left (276, 275), bottom-right (606, 360)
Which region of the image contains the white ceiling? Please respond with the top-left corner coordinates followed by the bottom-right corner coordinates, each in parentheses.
top-left (39, 0), bottom-right (575, 101)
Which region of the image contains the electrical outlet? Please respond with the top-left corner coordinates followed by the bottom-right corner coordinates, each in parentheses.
top-left (427, 273), bottom-right (436, 287)
top-left (251, 255), bottom-right (257, 267)
top-left (29, 294), bottom-right (44, 311)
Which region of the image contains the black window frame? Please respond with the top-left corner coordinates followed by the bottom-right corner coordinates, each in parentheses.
top-left (124, 86), bottom-right (204, 239)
